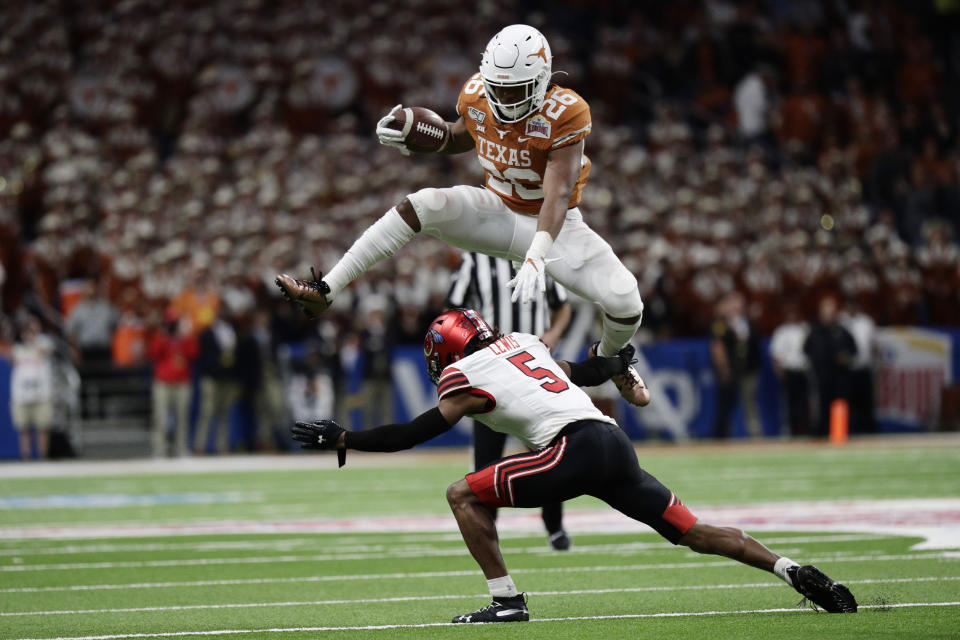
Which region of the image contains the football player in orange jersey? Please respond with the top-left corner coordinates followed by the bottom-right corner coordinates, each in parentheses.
top-left (276, 24), bottom-right (646, 405)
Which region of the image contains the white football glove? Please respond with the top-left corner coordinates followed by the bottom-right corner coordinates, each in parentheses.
top-left (376, 104), bottom-right (410, 156)
top-left (507, 231), bottom-right (556, 304)
top-left (509, 256), bottom-right (547, 304)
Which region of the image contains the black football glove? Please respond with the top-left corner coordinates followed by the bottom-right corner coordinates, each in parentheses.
top-left (615, 343), bottom-right (637, 375)
top-left (291, 420), bottom-right (347, 467)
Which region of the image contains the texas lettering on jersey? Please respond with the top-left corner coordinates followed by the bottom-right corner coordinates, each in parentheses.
top-left (456, 73), bottom-right (593, 216)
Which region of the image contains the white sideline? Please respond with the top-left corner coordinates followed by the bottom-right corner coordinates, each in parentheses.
top-left (8, 602), bottom-right (960, 640)
top-left (1, 576), bottom-right (957, 618)
top-left (0, 549), bottom-right (949, 573)
top-left (1, 433), bottom-right (956, 479)
top-left (0, 553), bottom-right (954, 593)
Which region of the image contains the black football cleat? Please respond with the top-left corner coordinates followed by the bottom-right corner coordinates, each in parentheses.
top-left (452, 594), bottom-right (529, 623)
top-left (548, 530), bottom-right (571, 551)
top-left (788, 565), bottom-right (858, 613)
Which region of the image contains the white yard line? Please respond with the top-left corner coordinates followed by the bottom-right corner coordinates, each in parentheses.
top-left (0, 553), bottom-right (953, 590)
top-left (1, 576), bottom-right (957, 618)
top-left (0, 540), bottom-right (676, 560)
top-left (6, 602), bottom-right (959, 640)
top-left (0, 549), bottom-right (944, 573)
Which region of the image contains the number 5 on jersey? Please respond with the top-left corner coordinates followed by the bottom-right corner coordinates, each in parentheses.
top-left (507, 351), bottom-right (569, 394)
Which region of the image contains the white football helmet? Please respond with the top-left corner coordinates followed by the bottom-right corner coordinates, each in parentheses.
top-left (479, 24), bottom-right (552, 124)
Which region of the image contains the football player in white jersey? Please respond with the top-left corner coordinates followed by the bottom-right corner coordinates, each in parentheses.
top-left (293, 309), bottom-right (857, 623)
top-left (277, 24), bottom-right (646, 406)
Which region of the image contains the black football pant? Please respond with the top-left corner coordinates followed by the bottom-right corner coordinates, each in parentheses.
top-left (472, 421), bottom-right (563, 534)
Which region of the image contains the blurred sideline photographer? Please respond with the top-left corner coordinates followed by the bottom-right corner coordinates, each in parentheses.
top-left (804, 295), bottom-right (858, 436)
top-left (447, 251), bottom-right (573, 550)
top-left (193, 308), bottom-right (241, 454)
top-left (10, 316), bottom-right (56, 459)
top-left (147, 309), bottom-right (198, 458)
top-left (769, 303), bottom-right (811, 436)
top-left (709, 291), bottom-right (761, 438)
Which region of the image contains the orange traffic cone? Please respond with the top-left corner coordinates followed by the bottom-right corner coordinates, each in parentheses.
top-left (829, 398), bottom-right (849, 445)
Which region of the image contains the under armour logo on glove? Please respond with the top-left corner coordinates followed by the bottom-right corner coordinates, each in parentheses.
top-left (291, 420), bottom-right (348, 467)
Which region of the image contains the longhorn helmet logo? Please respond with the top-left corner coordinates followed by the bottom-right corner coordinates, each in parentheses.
top-left (528, 46), bottom-right (549, 64)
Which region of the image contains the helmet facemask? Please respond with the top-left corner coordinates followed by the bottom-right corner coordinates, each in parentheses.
top-left (481, 69), bottom-right (550, 123)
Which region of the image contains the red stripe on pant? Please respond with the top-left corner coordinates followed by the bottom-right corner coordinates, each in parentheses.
top-left (500, 437), bottom-right (567, 506)
top-left (492, 443), bottom-right (562, 504)
top-left (464, 438), bottom-right (566, 509)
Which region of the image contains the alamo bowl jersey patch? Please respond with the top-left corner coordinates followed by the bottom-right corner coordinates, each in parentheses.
top-left (524, 114), bottom-right (551, 139)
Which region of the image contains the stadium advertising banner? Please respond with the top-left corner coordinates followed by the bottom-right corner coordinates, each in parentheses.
top-left (390, 339), bottom-right (782, 444)
top-left (874, 328), bottom-right (955, 430)
top-left (2, 332), bottom-right (958, 458)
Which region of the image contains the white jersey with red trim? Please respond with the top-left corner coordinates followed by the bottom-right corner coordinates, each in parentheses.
top-left (436, 332), bottom-right (615, 450)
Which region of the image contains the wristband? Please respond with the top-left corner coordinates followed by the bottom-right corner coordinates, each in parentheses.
top-left (525, 230), bottom-right (554, 261)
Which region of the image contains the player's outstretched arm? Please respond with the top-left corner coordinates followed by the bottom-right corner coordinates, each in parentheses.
top-left (290, 393), bottom-right (487, 464)
top-left (557, 344), bottom-right (641, 388)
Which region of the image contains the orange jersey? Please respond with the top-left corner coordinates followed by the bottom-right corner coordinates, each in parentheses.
top-left (456, 73), bottom-right (592, 215)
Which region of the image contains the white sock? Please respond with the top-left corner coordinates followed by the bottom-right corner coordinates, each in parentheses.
top-left (773, 557), bottom-right (800, 587)
top-left (597, 314), bottom-right (642, 358)
top-left (487, 575), bottom-right (519, 598)
top-left (324, 207), bottom-right (416, 297)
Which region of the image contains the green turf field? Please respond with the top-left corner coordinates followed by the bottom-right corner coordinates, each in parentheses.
top-left (1, 436), bottom-right (959, 639)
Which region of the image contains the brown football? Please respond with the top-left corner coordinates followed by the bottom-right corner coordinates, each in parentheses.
top-left (386, 106), bottom-right (449, 153)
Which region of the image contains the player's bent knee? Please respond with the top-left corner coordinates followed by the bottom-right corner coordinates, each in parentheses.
top-left (597, 270), bottom-right (643, 320)
top-left (405, 187), bottom-right (451, 228)
top-left (446, 479), bottom-right (473, 508)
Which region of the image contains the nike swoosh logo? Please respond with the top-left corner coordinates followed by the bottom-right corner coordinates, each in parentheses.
top-left (518, 136), bottom-right (531, 142)
top-left (496, 609), bottom-right (524, 617)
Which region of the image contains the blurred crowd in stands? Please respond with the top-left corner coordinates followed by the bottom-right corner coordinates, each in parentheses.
top-left (1, 0), bottom-right (959, 455)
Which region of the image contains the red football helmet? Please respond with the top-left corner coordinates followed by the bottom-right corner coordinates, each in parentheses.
top-left (423, 308), bottom-right (495, 384)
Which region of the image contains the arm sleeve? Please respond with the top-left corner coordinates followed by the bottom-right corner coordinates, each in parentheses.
top-left (344, 407), bottom-right (452, 452)
top-left (565, 355), bottom-right (626, 387)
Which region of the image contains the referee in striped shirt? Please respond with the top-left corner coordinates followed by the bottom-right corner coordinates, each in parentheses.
top-left (447, 251), bottom-right (573, 550)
